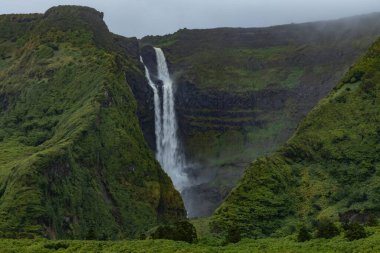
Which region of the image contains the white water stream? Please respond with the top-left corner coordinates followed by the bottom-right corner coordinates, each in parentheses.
top-left (140, 48), bottom-right (188, 191)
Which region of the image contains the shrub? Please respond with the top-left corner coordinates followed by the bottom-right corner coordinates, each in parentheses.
top-left (297, 226), bottom-right (312, 242)
top-left (344, 223), bottom-right (367, 241)
top-left (44, 242), bottom-right (69, 250)
top-left (345, 70), bottom-right (365, 83)
top-left (225, 224), bottom-right (241, 244)
top-left (316, 219), bottom-right (340, 239)
top-left (361, 80), bottom-right (375, 94)
top-left (86, 228), bottom-right (96, 240)
top-left (139, 233), bottom-right (146, 240)
top-left (151, 221), bottom-right (197, 243)
top-left (367, 214), bottom-right (378, 227)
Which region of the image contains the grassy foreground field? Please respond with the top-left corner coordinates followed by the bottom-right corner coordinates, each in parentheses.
top-left (1, 225), bottom-right (380, 253)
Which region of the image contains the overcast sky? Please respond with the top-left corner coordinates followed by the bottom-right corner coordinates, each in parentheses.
top-left (1, 0), bottom-right (380, 38)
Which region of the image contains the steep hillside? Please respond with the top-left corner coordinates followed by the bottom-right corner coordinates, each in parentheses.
top-left (141, 13), bottom-right (380, 217)
top-left (211, 36), bottom-right (380, 238)
top-left (0, 6), bottom-right (185, 239)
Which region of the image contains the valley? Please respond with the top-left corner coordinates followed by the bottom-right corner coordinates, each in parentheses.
top-left (0, 5), bottom-right (379, 253)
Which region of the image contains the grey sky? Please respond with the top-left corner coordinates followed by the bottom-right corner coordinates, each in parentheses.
top-left (1, 0), bottom-right (380, 38)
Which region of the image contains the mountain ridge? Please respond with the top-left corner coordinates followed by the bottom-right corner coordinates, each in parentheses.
top-left (0, 6), bottom-right (185, 239)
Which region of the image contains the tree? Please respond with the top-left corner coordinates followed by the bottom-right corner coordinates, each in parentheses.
top-left (225, 224), bottom-right (241, 244)
top-left (367, 214), bottom-right (378, 227)
top-left (344, 223), bottom-right (367, 241)
top-left (316, 219), bottom-right (340, 239)
top-left (151, 221), bottom-right (197, 243)
top-left (297, 226), bottom-right (312, 242)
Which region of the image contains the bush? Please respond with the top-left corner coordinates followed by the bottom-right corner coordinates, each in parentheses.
top-left (297, 226), bottom-right (312, 242)
top-left (361, 80), bottom-right (375, 94)
top-left (316, 219), bottom-right (340, 239)
top-left (367, 214), bottom-right (378, 227)
top-left (151, 221), bottom-right (197, 243)
top-left (344, 223), bottom-right (367, 241)
top-left (225, 225), bottom-right (241, 244)
top-left (44, 242), bottom-right (69, 250)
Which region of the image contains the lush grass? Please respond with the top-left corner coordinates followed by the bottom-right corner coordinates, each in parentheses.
top-left (1, 225), bottom-right (380, 252)
top-left (211, 38), bottom-right (380, 237)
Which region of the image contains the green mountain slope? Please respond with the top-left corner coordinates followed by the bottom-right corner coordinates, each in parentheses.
top-left (211, 37), bottom-right (380, 238)
top-left (140, 14), bottom-right (380, 217)
top-left (0, 6), bottom-right (185, 239)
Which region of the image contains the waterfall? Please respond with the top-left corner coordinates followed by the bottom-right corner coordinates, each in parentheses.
top-left (140, 48), bottom-right (188, 191)
top-left (139, 56), bottom-right (162, 154)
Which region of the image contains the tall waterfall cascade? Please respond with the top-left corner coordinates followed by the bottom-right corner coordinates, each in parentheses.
top-left (140, 48), bottom-right (189, 191)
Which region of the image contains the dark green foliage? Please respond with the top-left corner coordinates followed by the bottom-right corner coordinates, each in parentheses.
top-left (44, 242), bottom-right (69, 250)
top-left (225, 224), bottom-right (241, 244)
top-left (211, 156), bottom-right (296, 238)
top-left (3, 227), bottom-right (380, 252)
top-left (151, 221), bottom-right (197, 243)
top-left (367, 215), bottom-right (378, 227)
top-left (0, 6), bottom-right (185, 239)
top-left (297, 226), bottom-right (312, 242)
top-left (344, 223), bottom-right (367, 241)
top-left (316, 220), bottom-right (340, 239)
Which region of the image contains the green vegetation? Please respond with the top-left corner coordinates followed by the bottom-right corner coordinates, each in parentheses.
top-left (225, 224), bottom-right (241, 244)
top-left (143, 22), bottom-right (380, 93)
top-left (297, 226), bottom-right (311, 242)
top-left (0, 6), bottom-right (185, 239)
top-left (150, 221), bottom-right (197, 243)
top-left (344, 223), bottom-right (368, 241)
top-left (166, 46), bottom-right (305, 92)
top-left (2, 225), bottom-right (380, 252)
top-left (211, 37), bottom-right (380, 238)
top-left (316, 220), bottom-right (340, 239)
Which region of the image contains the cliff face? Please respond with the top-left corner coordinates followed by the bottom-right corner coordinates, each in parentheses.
top-left (211, 37), bottom-right (380, 238)
top-left (0, 6), bottom-right (185, 239)
top-left (140, 13), bottom-right (380, 217)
